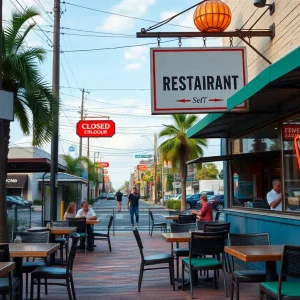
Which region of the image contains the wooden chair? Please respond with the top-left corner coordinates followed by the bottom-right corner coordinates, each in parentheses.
top-left (149, 210), bottom-right (167, 237)
top-left (93, 215), bottom-right (113, 252)
top-left (229, 233), bottom-right (270, 300)
top-left (182, 231), bottom-right (228, 299)
top-left (260, 244), bottom-right (300, 300)
top-left (30, 233), bottom-right (80, 300)
top-left (133, 229), bottom-right (175, 292)
top-left (0, 244), bottom-right (20, 300)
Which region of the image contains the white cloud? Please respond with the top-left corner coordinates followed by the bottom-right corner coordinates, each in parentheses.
top-left (124, 46), bottom-right (148, 61)
top-left (97, 0), bottom-right (156, 33)
top-left (123, 63), bottom-right (142, 71)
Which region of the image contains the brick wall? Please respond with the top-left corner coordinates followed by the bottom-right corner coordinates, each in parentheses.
top-left (223, 0), bottom-right (300, 80)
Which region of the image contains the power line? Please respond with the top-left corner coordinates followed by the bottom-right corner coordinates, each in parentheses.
top-left (60, 86), bottom-right (150, 91)
top-left (61, 1), bottom-right (196, 30)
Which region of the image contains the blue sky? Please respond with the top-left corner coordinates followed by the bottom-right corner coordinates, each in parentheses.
top-left (5, 0), bottom-right (222, 189)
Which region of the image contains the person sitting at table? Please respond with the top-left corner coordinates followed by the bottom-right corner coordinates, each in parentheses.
top-left (64, 202), bottom-right (76, 220)
top-left (76, 201), bottom-right (97, 251)
top-left (191, 194), bottom-right (213, 222)
top-left (266, 178), bottom-right (282, 211)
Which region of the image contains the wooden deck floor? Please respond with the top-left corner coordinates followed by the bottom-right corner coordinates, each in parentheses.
top-left (28, 232), bottom-right (261, 300)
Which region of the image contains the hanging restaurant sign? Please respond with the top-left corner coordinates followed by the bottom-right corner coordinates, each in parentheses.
top-left (76, 120), bottom-right (115, 138)
top-left (150, 47), bottom-right (248, 114)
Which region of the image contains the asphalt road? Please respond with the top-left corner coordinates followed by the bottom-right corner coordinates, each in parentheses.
top-left (8, 199), bottom-right (223, 232)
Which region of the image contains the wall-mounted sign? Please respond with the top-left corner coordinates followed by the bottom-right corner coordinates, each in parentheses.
top-left (283, 124), bottom-right (300, 140)
top-left (150, 47), bottom-right (248, 114)
top-left (137, 165), bottom-right (148, 171)
top-left (76, 120), bottom-right (115, 137)
top-left (135, 154), bottom-right (152, 158)
top-left (98, 162), bottom-right (109, 168)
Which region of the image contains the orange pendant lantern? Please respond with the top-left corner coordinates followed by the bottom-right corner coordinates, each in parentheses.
top-left (194, 0), bottom-right (232, 32)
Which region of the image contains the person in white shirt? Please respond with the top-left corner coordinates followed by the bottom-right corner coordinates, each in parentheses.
top-left (266, 179), bottom-right (282, 211)
top-left (75, 201), bottom-right (97, 251)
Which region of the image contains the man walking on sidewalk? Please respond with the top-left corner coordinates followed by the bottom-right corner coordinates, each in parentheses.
top-left (127, 187), bottom-right (140, 227)
top-left (115, 190), bottom-right (123, 212)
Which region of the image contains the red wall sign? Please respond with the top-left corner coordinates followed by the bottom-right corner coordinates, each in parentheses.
top-left (98, 162), bottom-right (109, 168)
top-left (283, 124), bottom-right (300, 141)
top-left (76, 120), bottom-right (115, 138)
top-left (137, 165), bottom-right (148, 171)
top-left (103, 169), bottom-right (108, 174)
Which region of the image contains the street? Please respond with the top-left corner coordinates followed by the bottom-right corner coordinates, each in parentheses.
top-left (8, 199), bottom-right (223, 232)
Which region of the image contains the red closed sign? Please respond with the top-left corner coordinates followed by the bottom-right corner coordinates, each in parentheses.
top-left (76, 120), bottom-right (115, 137)
top-left (98, 162), bottom-right (109, 168)
top-left (137, 165), bottom-right (148, 171)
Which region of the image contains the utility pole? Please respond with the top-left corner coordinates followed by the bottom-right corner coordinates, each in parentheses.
top-left (0, 0), bottom-right (8, 243)
top-left (79, 88), bottom-right (84, 157)
top-left (153, 133), bottom-right (157, 203)
top-left (50, 0), bottom-right (60, 221)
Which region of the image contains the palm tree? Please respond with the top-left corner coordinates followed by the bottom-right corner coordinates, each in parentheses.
top-left (158, 115), bottom-right (207, 211)
top-left (0, 8), bottom-right (58, 242)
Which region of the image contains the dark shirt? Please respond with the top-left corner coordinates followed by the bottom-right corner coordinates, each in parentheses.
top-left (116, 191), bottom-right (123, 201)
top-left (128, 193), bottom-right (139, 207)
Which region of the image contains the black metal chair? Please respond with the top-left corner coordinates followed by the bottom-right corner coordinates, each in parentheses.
top-left (170, 223), bottom-right (197, 279)
top-left (30, 233), bottom-right (80, 300)
top-left (149, 210), bottom-right (167, 237)
top-left (178, 214), bottom-right (196, 224)
top-left (133, 229), bottom-right (175, 292)
top-left (93, 215), bottom-right (113, 252)
top-left (0, 244), bottom-right (20, 300)
top-left (260, 244), bottom-right (300, 300)
top-left (215, 211), bottom-right (221, 221)
top-left (43, 220), bottom-right (68, 264)
top-left (196, 220), bottom-right (220, 230)
top-left (182, 231), bottom-right (228, 299)
top-left (229, 233), bottom-right (270, 300)
top-left (13, 231), bottom-right (49, 300)
top-left (168, 211), bottom-right (181, 215)
top-left (67, 218), bottom-right (88, 254)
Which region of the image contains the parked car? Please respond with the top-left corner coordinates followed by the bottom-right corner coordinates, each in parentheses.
top-left (186, 194), bottom-right (201, 210)
top-left (208, 195), bottom-right (224, 211)
top-left (13, 196), bottom-right (33, 206)
top-left (107, 193), bottom-right (115, 200)
top-left (200, 191), bottom-right (214, 196)
top-left (6, 196), bottom-right (25, 208)
top-left (160, 194), bottom-right (174, 205)
top-left (99, 193), bottom-right (107, 200)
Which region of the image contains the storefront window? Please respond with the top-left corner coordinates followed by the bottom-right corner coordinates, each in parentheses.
top-left (283, 115), bottom-right (300, 213)
top-left (231, 122), bottom-right (281, 209)
top-left (232, 123), bottom-right (280, 154)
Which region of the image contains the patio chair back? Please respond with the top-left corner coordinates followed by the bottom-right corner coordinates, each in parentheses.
top-left (107, 215), bottom-right (113, 235)
top-left (215, 211), bottom-right (221, 221)
top-left (229, 233), bottom-right (270, 246)
top-left (203, 222), bottom-right (231, 238)
top-left (12, 231), bottom-right (49, 243)
top-left (0, 244), bottom-right (10, 262)
top-left (170, 222), bottom-right (196, 233)
top-left (178, 214), bottom-right (196, 224)
top-left (196, 220), bottom-right (220, 230)
top-left (66, 233), bottom-right (80, 274)
top-left (149, 210), bottom-right (154, 224)
top-left (54, 220), bottom-right (69, 226)
top-left (190, 231), bottom-right (227, 257)
top-left (133, 229), bottom-right (144, 261)
top-left (67, 217), bottom-right (87, 233)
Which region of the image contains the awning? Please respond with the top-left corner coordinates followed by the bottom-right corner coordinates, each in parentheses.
top-left (187, 47), bottom-right (300, 139)
top-left (187, 150), bottom-right (280, 164)
top-left (6, 174), bottom-right (28, 188)
top-left (37, 172), bottom-right (87, 184)
top-left (8, 158), bottom-right (66, 173)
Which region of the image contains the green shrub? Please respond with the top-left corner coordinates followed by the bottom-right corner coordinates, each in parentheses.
top-left (165, 200), bottom-right (181, 210)
top-left (88, 198), bottom-right (95, 206)
top-left (34, 199), bottom-right (42, 205)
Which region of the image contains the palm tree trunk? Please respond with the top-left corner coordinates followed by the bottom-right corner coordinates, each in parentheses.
top-left (0, 120), bottom-right (10, 242)
top-left (180, 161), bottom-right (187, 211)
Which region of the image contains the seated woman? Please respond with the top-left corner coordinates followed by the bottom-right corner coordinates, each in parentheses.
top-left (64, 202), bottom-right (76, 220)
top-left (191, 194), bottom-right (213, 222)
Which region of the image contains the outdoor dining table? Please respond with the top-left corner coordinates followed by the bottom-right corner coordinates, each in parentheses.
top-left (163, 215), bottom-right (179, 221)
top-left (0, 261), bottom-right (15, 277)
top-left (86, 219), bottom-right (99, 225)
top-left (0, 243), bottom-right (59, 299)
top-left (27, 226), bottom-right (77, 235)
top-left (161, 232), bottom-right (192, 243)
top-left (224, 245), bottom-right (283, 281)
